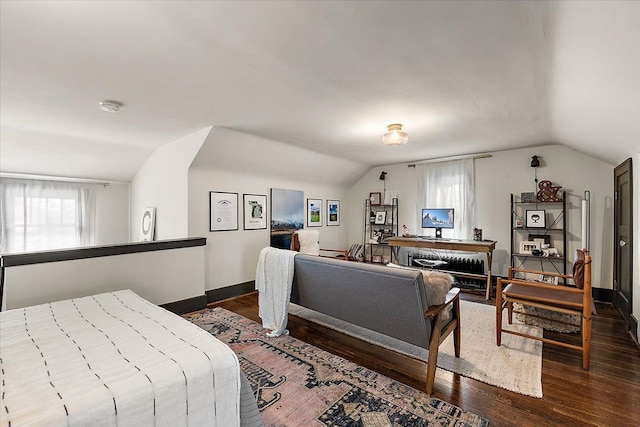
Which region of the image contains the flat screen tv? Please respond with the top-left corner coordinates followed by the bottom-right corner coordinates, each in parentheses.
top-left (421, 208), bottom-right (454, 238)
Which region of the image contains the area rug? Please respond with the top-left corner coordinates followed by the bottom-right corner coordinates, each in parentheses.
top-left (289, 300), bottom-right (544, 398)
top-left (185, 308), bottom-right (489, 426)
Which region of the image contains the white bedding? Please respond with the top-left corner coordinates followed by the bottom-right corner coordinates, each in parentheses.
top-left (0, 290), bottom-right (240, 427)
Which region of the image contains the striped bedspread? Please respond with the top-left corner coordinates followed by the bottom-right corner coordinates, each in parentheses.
top-left (0, 290), bottom-right (240, 427)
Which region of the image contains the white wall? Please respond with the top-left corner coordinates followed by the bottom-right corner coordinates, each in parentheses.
top-left (347, 144), bottom-right (614, 286)
top-left (2, 246), bottom-right (205, 310)
top-left (130, 127), bottom-right (211, 241)
top-left (94, 182), bottom-right (130, 245)
top-left (189, 128), bottom-right (367, 291)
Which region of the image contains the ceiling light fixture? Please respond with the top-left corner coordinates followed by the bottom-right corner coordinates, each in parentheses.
top-left (382, 123), bottom-right (408, 146)
top-left (98, 100), bottom-right (122, 113)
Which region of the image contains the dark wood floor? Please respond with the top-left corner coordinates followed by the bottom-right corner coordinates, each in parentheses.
top-left (211, 292), bottom-right (640, 427)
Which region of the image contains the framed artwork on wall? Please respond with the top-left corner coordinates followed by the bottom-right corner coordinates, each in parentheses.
top-left (327, 200), bottom-right (340, 226)
top-left (243, 194), bottom-right (267, 230)
top-left (307, 198), bottom-right (322, 227)
top-left (270, 188), bottom-right (304, 248)
top-left (209, 191), bottom-right (238, 232)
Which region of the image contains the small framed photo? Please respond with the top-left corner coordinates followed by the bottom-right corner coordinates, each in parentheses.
top-left (210, 191), bottom-right (238, 231)
top-left (372, 254), bottom-right (383, 263)
top-left (520, 192), bottom-right (536, 203)
top-left (307, 198), bottom-right (322, 227)
top-left (374, 211), bottom-right (387, 225)
top-left (243, 194), bottom-right (267, 230)
top-left (519, 240), bottom-right (541, 255)
top-left (327, 200), bottom-right (340, 226)
top-left (539, 274), bottom-right (559, 285)
top-left (369, 192), bottom-right (382, 206)
top-left (526, 210), bottom-right (546, 228)
top-left (528, 234), bottom-right (551, 246)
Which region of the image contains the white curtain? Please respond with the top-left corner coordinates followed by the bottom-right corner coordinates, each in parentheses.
top-left (416, 158), bottom-right (475, 239)
top-left (0, 178), bottom-right (97, 253)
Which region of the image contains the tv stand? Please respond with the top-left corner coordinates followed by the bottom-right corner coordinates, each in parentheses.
top-left (386, 237), bottom-right (496, 300)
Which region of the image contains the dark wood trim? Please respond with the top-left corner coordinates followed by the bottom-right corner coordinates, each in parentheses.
top-left (592, 287), bottom-right (614, 303)
top-left (206, 281), bottom-right (255, 304)
top-left (160, 294), bottom-right (208, 315)
top-left (631, 314), bottom-right (639, 347)
top-left (0, 237), bottom-right (206, 267)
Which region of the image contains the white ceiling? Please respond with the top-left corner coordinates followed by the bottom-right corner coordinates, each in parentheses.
top-left (1, 1), bottom-right (638, 182)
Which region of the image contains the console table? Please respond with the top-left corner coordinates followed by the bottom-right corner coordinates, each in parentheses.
top-left (387, 237), bottom-right (496, 300)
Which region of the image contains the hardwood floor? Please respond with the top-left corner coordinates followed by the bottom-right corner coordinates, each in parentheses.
top-left (211, 292), bottom-right (640, 426)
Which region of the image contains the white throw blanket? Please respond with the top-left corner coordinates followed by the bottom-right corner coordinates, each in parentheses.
top-left (255, 246), bottom-right (297, 337)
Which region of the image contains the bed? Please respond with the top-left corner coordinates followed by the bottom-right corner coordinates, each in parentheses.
top-left (0, 289), bottom-right (256, 427)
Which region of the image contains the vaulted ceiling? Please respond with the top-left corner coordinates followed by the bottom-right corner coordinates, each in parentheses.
top-left (1, 1), bottom-right (638, 181)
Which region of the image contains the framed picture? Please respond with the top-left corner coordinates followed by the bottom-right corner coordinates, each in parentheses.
top-left (519, 240), bottom-right (541, 255)
top-left (520, 192), bottom-right (536, 203)
top-left (271, 188), bottom-right (304, 249)
top-left (369, 192), bottom-right (382, 206)
top-left (374, 211), bottom-right (387, 225)
top-left (526, 210), bottom-right (546, 228)
top-left (140, 207), bottom-right (156, 241)
top-left (243, 194), bottom-right (267, 230)
top-left (307, 198), bottom-right (322, 227)
top-left (528, 234), bottom-right (551, 246)
top-left (539, 274), bottom-right (559, 285)
top-left (372, 254), bottom-right (383, 263)
top-left (210, 191), bottom-right (238, 231)
top-left (327, 200), bottom-right (340, 226)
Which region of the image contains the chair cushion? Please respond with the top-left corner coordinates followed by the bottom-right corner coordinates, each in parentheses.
top-left (573, 249), bottom-right (585, 289)
top-left (503, 283), bottom-right (584, 309)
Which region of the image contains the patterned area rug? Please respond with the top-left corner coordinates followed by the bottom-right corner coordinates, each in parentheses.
top-left (185, 308), bottom-right (489, 427)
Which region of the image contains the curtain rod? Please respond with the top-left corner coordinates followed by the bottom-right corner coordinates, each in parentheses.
top-left (0, 172), bottom-right (124, 186)
top-left (406, 153), bottom-right (492, 167)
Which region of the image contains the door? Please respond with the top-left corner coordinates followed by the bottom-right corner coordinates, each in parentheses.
top-left (614, 158), bottom-right (633, 325)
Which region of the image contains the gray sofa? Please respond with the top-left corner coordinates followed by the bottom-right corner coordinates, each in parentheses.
top-left (290, 254), bottom-right (460, 394)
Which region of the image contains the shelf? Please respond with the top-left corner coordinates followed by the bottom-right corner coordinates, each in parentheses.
top-left (512, 227), bottom-right (564, 232)
top-left (512, 200), bottom-right (564, 205)
top-left (512, 253), bottom-right (565, 260)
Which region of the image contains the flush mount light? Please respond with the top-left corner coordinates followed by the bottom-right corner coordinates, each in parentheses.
top-left (382, 123), bottom-right (408, 146)
top-left (98, 100), bottom-right (122, 113)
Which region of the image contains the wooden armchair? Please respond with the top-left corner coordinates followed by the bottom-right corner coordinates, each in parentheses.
top-left (496, 249), bottom-right (592, 369)
top-left (290, 230), bottom-right (348, 259)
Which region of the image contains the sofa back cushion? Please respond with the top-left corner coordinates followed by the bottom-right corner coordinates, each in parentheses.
top-left (291, 255), bottom-right (432, 348)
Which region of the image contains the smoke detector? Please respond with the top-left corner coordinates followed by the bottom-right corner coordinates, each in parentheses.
top-left (98, 100), bottom-right (122, 113)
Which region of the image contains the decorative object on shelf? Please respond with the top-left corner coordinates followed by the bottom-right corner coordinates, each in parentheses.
top-left (209, 191), bottom-right (238, 232)
top-left (382, 123), bottom-right (408, 146)
top-left (326, 200), bottom-right (340, 226)
top-left (384, 190), bottom-right (398, 205)
top-left (306, 198), bottom-right (322, 227)
top-left (519, 240), bottom-right (541, 255)
top-left (525, 210), bottom-right (546, 228)
top-left (528, 234), bottom-right (551, 246)
top-left (243, 194), bottom-right (267, 230)
top-left (140, 207), bottom-right (156, 241)
top-left (473, 228), bottom-right (483, 241)
top-left (374, 211), bottom-right (387, 225)
top-left (520, 192), bottom-right (536, 203)
top-left (402, 224), bottom-right (410, 236)
top-left (369, 192), bottom-right (381, 205)
top-left (537, 180), bottom-right (563, 202)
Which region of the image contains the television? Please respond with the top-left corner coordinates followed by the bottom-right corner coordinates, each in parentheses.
top-left (421, 208), bottom-right (454, 238)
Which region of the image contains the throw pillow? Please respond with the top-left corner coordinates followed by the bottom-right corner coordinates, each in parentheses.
top-left (421, 270), bottom-right (453, 305)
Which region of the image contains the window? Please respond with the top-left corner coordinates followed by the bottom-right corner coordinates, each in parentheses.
top-left (416, 158), bottom-right (475, 239)
top-left (1, 179), bottom-right (96, 253)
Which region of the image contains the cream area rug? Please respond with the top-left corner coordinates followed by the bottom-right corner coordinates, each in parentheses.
top-left (289, 300), bottom-right (543, 398)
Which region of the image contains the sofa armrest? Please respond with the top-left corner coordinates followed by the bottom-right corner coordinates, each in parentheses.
top-left (424, 288), bottom-right (460, 319)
